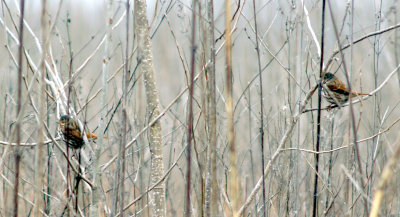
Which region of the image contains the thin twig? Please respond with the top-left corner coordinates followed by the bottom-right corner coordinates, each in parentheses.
top-left (238, 85), bottom-right (317, 215)
top-left (327, 1), bottom-right (369, 213)
top-left (116, 143), bottom-right (188, 216)
top-left (252, 0), bottom-right (266, 216)
top-left (324, 22), bottom-right (400, 72)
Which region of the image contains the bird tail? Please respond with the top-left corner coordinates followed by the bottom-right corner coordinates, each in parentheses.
top-left (351, 91), bottom-right (371, 96)
top-left (86, 132), bottom-right (98, 140)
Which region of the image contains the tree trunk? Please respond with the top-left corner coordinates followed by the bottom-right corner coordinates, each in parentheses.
top-left (204, 0), bottom-right (218, 216)
top-left (134, 0), bottom-right (166, 216)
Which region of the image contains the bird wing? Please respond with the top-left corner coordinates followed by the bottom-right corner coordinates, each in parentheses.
top-left (327, 80), bottom-right (369, 96)
top-left (65, 122), bottom-right (97, 139)
top-left (64, 128), bottom-right (83, 140)
top-left (327, 79), bottom-right (350, 95)
top-left (325, 78), bottom-right (370, 97)
top-left (67, 128), bottom-right (97, 140)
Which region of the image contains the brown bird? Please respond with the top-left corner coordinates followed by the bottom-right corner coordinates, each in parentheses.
top-left (58, 115), bottom-right (97, 149)
top-left (322, 72), bottom-right (370, 106)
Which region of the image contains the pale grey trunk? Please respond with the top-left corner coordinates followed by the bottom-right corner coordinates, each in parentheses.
top-left (204, 0), bottom-right (218, 216)
top-left (134, 0), bottom-right (166, 216)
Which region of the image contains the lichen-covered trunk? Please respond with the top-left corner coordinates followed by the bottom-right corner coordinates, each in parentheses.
top-left (134, 0), bottom-right (166, 216)
top-left (204, 0), bottom-right (218, 216)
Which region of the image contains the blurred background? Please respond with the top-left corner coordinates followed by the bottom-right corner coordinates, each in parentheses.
top-left (1, 0), bottom-right (400, 216)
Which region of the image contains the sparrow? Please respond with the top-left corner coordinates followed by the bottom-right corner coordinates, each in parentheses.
top-left (58, 115), bottom-right (97, 149)
top-left (322, 72), bottom-right (370, 106)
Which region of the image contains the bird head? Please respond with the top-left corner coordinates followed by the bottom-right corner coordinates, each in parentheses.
top-left (322, 72), bottom-right (336, 83)
top-left (59, 115), bottom-right (73, 127)
top-left (59, 115), bottom-right (72, 122)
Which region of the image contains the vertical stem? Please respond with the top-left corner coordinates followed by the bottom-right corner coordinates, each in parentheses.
top-left (396, 6), bottom-right (400, 89)
top-left (90, 0), bottom-right (112, 216)
top-left (294, 3), bottom-right (305, 214)
top-left (225, 0), bottom-right (240, 216)
top-left (371, 2), bottom-right (382, 207)
top-left (312, 0), bottom-right (326, 216)
top-left (45, 74), bottom-right (52, 215)
top-left (75, 152), bottom-right (82, 214)
top-left (34, 0), bottom-right (47, 215)
top-left (252, 0), bottom-right (266, 216)
top-left (185, 0), bottom-right (197, 216)
top-left (238, 86), bottom-right (317, 216)
top-left (13, 0), bottom-right (25, 216)
top-left (326, 0), bottom-right (369, 214)
top-left (248, 90), bottom-right (257, 215)
top-left (111, 152), bottom-right (120, 215)
top-left (65, 13), bottom-right (73, 215)
top-left (120, 1), bottom-right (130, 216)
top-left (66, 11), bottom-right (73, 115)
top-left (325, 118), bottom-right (335, 210)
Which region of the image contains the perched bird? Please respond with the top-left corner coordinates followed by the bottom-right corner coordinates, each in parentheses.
top-left (58, 115), bottom-right (97, 149)
top-left (322, 72), bottom-right (370, 106)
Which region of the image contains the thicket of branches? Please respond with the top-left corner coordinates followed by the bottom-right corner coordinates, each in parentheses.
top-left (1, 0), bottom-right (400, 216)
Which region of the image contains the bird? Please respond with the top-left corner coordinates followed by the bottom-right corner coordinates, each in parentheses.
top-left (322, 72), bottom-right (370, 106)
top-left (58, 115), bottom-right (97, 149)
